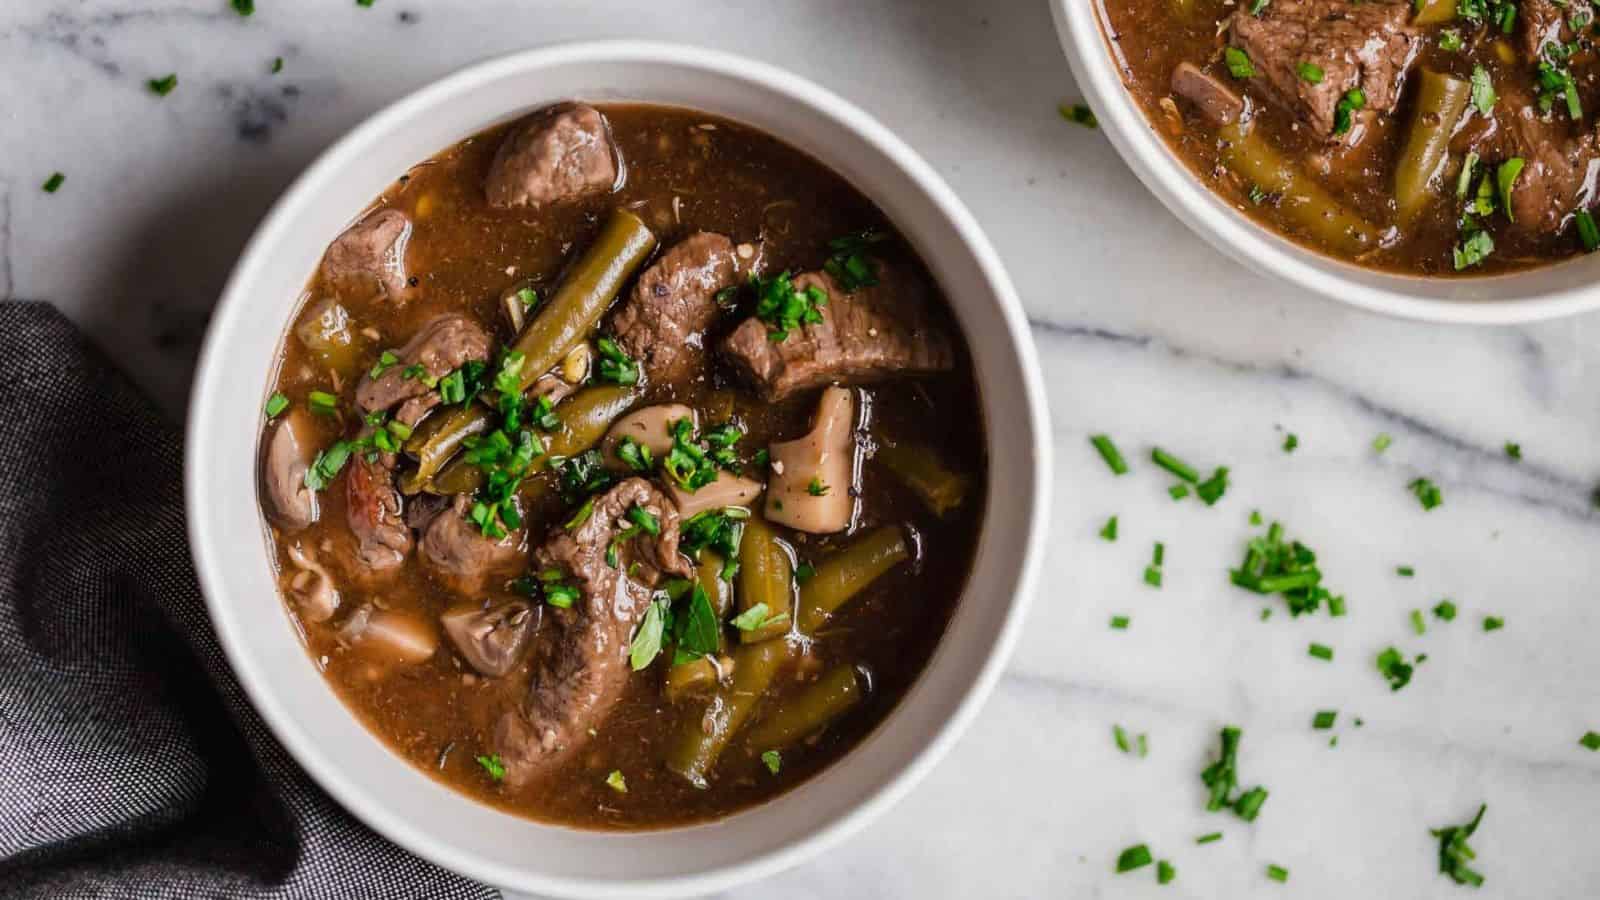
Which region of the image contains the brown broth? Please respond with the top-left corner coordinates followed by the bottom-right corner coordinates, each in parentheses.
top-left (261, 104), bottom-right (986, 829)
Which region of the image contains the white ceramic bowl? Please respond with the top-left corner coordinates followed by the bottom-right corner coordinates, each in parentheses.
top-left (186, 41), bottom-right (1050, 899)
top-left (1051, 0), bottom-right (1600, 324)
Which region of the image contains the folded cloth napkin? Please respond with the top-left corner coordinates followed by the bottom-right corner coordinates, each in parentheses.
top-left (0, 303), bottom-right (497, 899)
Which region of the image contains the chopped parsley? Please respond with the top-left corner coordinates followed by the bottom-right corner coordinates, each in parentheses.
top-left (1482, 615), bottom-right (1504, 631)
top-left (1430, 805), bottom-right (1487, 887)
top-left (264, 392), bottom-right (289, 418)
top-left (1250, 0), bottom-right (1269, 12)
top-left (1157, 860), bottom-right (1176, 884)
top-left (663, 418), bottom-right (719, 491)
top-left (1059, 103), bottom-right (1098, 129)
top-left (1397, 565), bottom-right (1415, 577)
top-left (232, 0), bottom-right (255, 15)
top-left (1454, 221), bottom-right (1495, 271)
top-left (307, 390), bottom-right (339, 416)
top-left (1373, 432), bottom-right (1393, 453)
top-left (731, 601), bottom-right (789, 633)
top-left (1504, 442), bottom-right (1521, 460)
top-left (1115, 844), bottom-right (1153, 873)
top-left (1439, 29), bottom-right (1462, 51)
top-left (628, 598), bottom-right (668, 670)
top-left (669, 581), bottom-right (721, 662)
top-left (475, 754), bottom-right (505, 781)
top-left (1195, 832), bottom-right (1223, 845)
top-left (616, 436), bottom-right (653, 472)
top-left (605, 769), bottom-right (627, 793)
top-left (1536, 57), bottom-right (1583, 121)
top-left (1312, 710), bottom-right (1337, 730)
top-left (1580, 731), bottom-right (1600, 751)
top-left (1195, 467), bottom-right (1229, 506)
top-left (1265, 864), bottom-right (1289, 883)
top-left (1201, 727), bottom-right (1269, 822)
top-left (1308, 642), bottom-right (1334, 661)
top-left (1224, 47), bottom-right (1256, 79)
top-left (1496, 158), bottom-right (1525, 222)
top-left (147, 74), bottom-right (178, 96)
top-left (368, 349), bottom-right (399, 379)
top-left (437, 360), bottom-right (487, 405)
top-left (1112, 725), bottom-right (1149, 757)
top-left (1110, 615), bottom-right (1131, 630)
top-left (1099, 515), bottom-right (1118, 541)
top-left (1169, 484), bottom-right (1190, 500)
top-left (271, 56), bottom-right (284, 74)
top-left (1469, 66), bottom-right (1495, 116)
top-left (1408, 477), bottom-right (1443, 510)
top-left (1230, 519), bottom-right (1342, 617)
top-left (823, 229), bottom-right (888, 291)
top-left (807, 477), bottom-right (830, 497)
top-left (552, 449), bottom-right (613, 504)
top-left (679, 506), bottom-right (748, 581)
top-left (753, 271), bottom-right (827, 341)
top-left (1144, 542), bottom-right (1164, 588)
top-left (1090, 434), bottom-right (1130, 475)
top-left (1576, 209), bottom-right (1600, 252)
top-left (1376, 646), bottom-right (1416, 691)
top-left (761, 749), bottom-right (782, 774)
top-left (594, 336), bottom-right (639, 386)
top-left (1411, 609), bottom-right (1427, 635)
top-left (1282, 433), bottom-right (1298, 453)
top-left (1434, 599), bottom-right (1458, 621)
top-left (41, 172), bottom-right (65, 193)
top-left (1296, 61), bottom-right (1324, 84)
top-left (1150, 447), bottom-right (1198, 483)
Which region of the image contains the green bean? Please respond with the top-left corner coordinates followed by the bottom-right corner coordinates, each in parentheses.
top-left (875, 441), bottom-right (969, 517)
top-left (399, 208), bottom-right (656, 486)
top-left (665, 525), bottom-right (909, 786)
top-left (428, 384), bottom-right (640, 494)
top-left (744, 664), bottom-right (864, 752)
top-left (663, 656), bottom-right (721, 703)
top-left (398, 406), bottom-right (490, 494)
top-left (512, 208), bottom-right (657, 385)
top-left (699, 551), bottom-right (732, 619)
top-left (1412, 0), bottom-right (1456, 25)
top-left (798, 525), bottom-right (909, 632)
top-left (1394, 70), bottom-right (1471, 224)
top-left (736, 515), bottom-right (794, 644)
top-left (1218, 123), bottom-right (1379, 257)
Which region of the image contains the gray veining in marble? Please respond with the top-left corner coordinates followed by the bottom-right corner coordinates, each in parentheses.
top-left (4, 1), bottom-right (1600, 897)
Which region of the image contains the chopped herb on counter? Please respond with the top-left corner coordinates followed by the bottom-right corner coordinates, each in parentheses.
top-left (1434, 599), bottom-right (1458, 621)
top-left (1409, 477), bottom-right (1443, 510)
top-left (1201, 726), bottom-right (1268, 822)
top-left (1308, 642), bottom-right (1334, 661)
top-left (148, 74), bottom-right (178, 96)
top-left (1059, 102), bottom-right (1099, 129)
top-left (41, 172), bottom-right (65, 193)
top-left (1100, 515), bottom-right (1119, 541)
top-left (1373, 432), bottom-right (1394, 452)
top-left (1411, 609), bottom-right (1427, 635)
top-left (1266, 864), bottom-right (1290, 883)
top-left (1151, 447), bottom-right (1199, 483)
top-left (1312, 710), bottom-right (1338, 730)
top-left (1504, 442), bottom-right (1521, 460)
top-left (1376, 646), bottom-right (1416, 691)
top-left (1397, 565), bottom-right (1415, 577)
top-left (1579, 731), bottom-right (1600, 751)
top-left (1110, 615), bottom-right (1131, 630)
top-left (1482, 615), bottom-right (1504, 632)
top-left (1230, 519), bottom-right (1342, 617)
top-left (1157, 860), bottom-right (1176, 884)
top-left (1196, 832), bottom-right (1223, 844)
top-left (1090, 434), bottom-right (1129, 475)
top-left (1282, 433), bottom-right (1298, 453)
top-left (1115, 844), bottom-right (1153, 873)
top-left (1431, 804), bottom-right (1487, 887)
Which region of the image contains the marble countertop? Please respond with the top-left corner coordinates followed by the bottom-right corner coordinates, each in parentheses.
top-left (5, 1), bottom-right (1600, 897)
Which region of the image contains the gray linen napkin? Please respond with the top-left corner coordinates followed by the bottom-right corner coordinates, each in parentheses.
top-left (0, 302), bottom-right (497, 900)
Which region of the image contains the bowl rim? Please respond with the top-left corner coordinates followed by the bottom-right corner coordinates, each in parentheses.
top-left (1049, 0), bottom-right (1600, 325)
top-left (185, 39), bottom-right (1051, 897)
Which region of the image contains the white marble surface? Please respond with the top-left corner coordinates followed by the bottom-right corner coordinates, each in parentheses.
top-left (5, 0), bottom-right (1600, 897)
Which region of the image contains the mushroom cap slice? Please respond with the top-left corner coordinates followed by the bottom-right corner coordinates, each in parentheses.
top-left (262, 409), bottom-right (319, 530)
top-left (764, 386), bottom-right (856, 533)
top-left (441, 601), bottom-right (539, 677)
top-left (600, 403), bottom-right (695, 470)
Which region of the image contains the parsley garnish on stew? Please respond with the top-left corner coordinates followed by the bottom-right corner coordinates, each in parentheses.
top-left (823, 228), bottom-right (888, 291)
top-left (475, 754), bottom-right (505, 781)
top-left (753, 271), bottom-right (828, 341)
top-left (1224, 47), bottom-right (1256, 79)
top-left (679, 506), bottom-right (748, 580)
top-left (264, 392), bottom-right (289, 418)
top-left (594, 336), bottom-right (639, 385)
top-left (761, 749), bottom-right (782, 774)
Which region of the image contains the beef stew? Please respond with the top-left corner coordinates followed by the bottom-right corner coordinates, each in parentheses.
top-left (1100, 0), bottom-right (1600, 274)
top-left (257, 103), bottom-right (985, 829)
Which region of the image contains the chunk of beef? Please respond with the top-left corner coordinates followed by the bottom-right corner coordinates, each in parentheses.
top-left (609, 232), bottom-right (744, 382)
top-left (345, 451), bottom-right (410, 576)
top-left (1171, 62), bottom-right (1248, 128)
top-left (485, 103), bottom-right (619, 209)
top-left (355, 313), bottom-right (491, 416)
top-left (322, 209), bottom-right (412, 300)
top-left (719, 267), bottom-right (955, 402)
top-left (1473, 88), bottom-right (1600, 233)
top-left (262, 409), bottom-right (319, 530)
top-left (442, 601), bottom-right (539, 677)
top-left (493, 478), bottom-right (690, 786)
top-left (418, 494), bottom-right (525, 594)
top-left (1228, 0), bottom-right (1420, 139)
top-left (1520, 0), bottom-right (1589, 60)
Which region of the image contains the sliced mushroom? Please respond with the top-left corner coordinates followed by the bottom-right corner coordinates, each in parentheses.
top-left (284, 543), bottom-right (340, 622)
top-left (263, 409), bottom-right (319, 530)
top-left (338, 604), bottom-right (437, 664)
top-left (441, 601), bottom-right (538, 677)
top-left (668, 471), bottom-right (764, 519)
top-left (600, 403), bottom-right (695, 469)
top-left (764, 386), bottom-right (855, 534)
top-left (321, 208), bottom-right (412, 300)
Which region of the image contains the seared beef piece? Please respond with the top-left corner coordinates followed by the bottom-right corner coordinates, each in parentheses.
top-left (1171, 62), bottom-right (1248, 128)
top-left (322, 209), bottom-right (413, 300)
top-left (1228, 0), bottom-right (1420, 139)
top-left (493, 478), bottom-right (690, 785)
top-left (1520, 0), bottom-right (1589, 59)
top-left (609, 232), bottom-right (744, 382)
top-left (345, 450), bottom-right (410, 575)
top-left (485, 103), bottom-right (619, 209)
top-left (442, 601), bottom-right (539, 677)
top-left (1477, 92), bottom-right (1600, 234)
top-left (720, 267), bottom-right (955, 402)
top-left (262, 409), bottom-right (319, 530)
top-left (418, 494), bottom-right (525, 594)
top-left (355, 313), bottom-right (491, 416)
